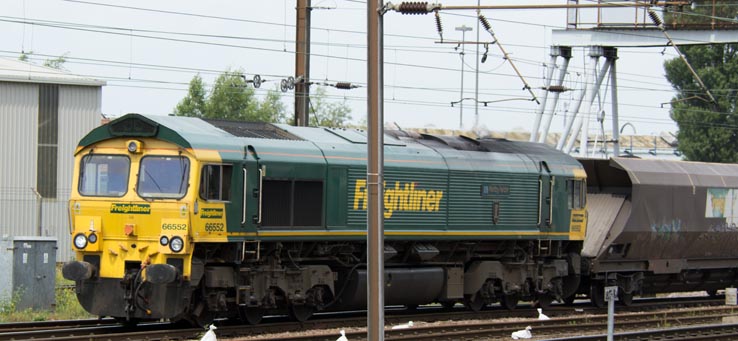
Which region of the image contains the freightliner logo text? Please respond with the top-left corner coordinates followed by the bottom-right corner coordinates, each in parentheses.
top-left (110, 203), bottom-right (151, 214)
top-left (353, 179), bottom-right (444, 219)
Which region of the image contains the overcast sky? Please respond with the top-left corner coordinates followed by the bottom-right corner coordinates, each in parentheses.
top-left (1, 0), bottom-right (680, 136)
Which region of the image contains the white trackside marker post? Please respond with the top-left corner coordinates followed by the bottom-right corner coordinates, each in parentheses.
top-left (604, 286), bottom-right (618, 341)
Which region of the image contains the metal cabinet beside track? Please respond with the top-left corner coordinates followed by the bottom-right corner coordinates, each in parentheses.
top-left (0, 236), bottom-right (57, 310)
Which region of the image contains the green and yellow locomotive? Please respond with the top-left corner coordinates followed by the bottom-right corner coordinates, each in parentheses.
top-left (63, 114), bottom-right (586, 325)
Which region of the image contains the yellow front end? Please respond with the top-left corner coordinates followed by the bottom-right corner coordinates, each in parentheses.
top-left (64, 137), bottom-right (199, 320)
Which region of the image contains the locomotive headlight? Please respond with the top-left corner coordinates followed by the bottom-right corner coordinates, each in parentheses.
top-left (169, 236), bottom-right (184, 252)
top-left (159, 235), bottom-right (169, 246)
top-left (126, 140), bottom-right (142, 153)
top-left (73, 233), bottom-right (88, 249)
top-left (88, 233), bottom-right (98, 244)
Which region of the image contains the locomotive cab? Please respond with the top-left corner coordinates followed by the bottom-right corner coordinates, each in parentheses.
top-left (63, 136), bottom-right (198, 321)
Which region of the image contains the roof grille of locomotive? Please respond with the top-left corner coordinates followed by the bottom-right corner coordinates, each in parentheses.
top-left (203, 119), bottom-right (303, 140)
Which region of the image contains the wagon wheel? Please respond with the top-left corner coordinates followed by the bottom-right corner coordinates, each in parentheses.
top-left (617, 291), bottom-right (634, 306)
top-left (589, 283), bottom-right (606, 308)
top-left (290, 304), bottom-right (315, 322)
top-left (464, 293), bottom-right (485, 312)
top-left (500, 293), bottom-right (519, 310)
top-left (239, 306), bottom-right (265, 325)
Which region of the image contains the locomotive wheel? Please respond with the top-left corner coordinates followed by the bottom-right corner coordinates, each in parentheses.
top-left (500, 293), bottom-right (519, 310)
top-left (589, 283), bottom-right (606, 308)
top-left (290, 304), bottom-right (315, 322)
top-left (186, 301), bottom-right (215, 327)
top-left (441, 301), bottom-right (457, 310)
top-left (464, 293), bottom-right (485, 312)
top-left (618, 291), bottom-right (634, 306)
top-left (563, 295), bottom-right (576, 306)
top-left (534, 294), bottom-right (553, 309)
top-left (114, 317), bottom-right (140, 327)
top-left (239, 306), bottom-right (265, 325)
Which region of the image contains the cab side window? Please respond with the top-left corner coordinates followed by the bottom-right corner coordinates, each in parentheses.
top-left (568, 179), bottom-right (586, 209)
top-left (200, 164), bottom-right (233, 201)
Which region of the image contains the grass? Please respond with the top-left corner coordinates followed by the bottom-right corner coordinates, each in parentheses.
top-left (0, 266), bottom-right (92, 323)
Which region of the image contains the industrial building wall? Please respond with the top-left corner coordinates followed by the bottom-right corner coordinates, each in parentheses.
top-left (52, 85), bottom-right (102, 262)
top-left (0, 81), bottom-right (102, 262)
top-left (0, 81), bottom-right (39, 242)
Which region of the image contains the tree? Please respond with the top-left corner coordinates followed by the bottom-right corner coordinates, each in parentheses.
top-left (309, 87), bottom-right (352, 128)
top-left (205, 70), bottom-right (258, 120)
top-left (663, 2), bottom-right (738, 162)
top-left (254, 88), bottom-right (288, 123)
top-left (173, 74), bottom-right (207, 117)
top-left (173, 70), bottom-right (352, 127)
top-left (174, 69), bottom-right (286, 123)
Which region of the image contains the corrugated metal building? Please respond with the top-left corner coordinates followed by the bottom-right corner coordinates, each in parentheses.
top-left (0, 58), bottom-right (105, 262)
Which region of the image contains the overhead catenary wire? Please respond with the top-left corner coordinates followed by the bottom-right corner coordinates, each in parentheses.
top-left (8, 1), bottom-right (734, 133)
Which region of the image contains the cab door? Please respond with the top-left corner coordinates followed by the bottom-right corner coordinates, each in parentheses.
top-left (538, 161), bottom-right (553, 229)
top-left (242, 145), bottom-right (262, 231)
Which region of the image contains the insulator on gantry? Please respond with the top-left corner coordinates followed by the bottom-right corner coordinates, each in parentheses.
top-left (648, 9), bottom-right (663, 26)
top-left (434, 10), bottom-right (443, 41)
top-left (478, 14), bottom-right (492, 31)
top-left (397, 2), bottom-right (430, 15)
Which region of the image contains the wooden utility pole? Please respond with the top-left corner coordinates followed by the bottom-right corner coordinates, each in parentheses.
top-left (295, 0), bottom-right (311, 126)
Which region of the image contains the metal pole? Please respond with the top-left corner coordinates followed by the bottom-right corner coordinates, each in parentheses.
top-left (608, 49), bottom-right (620, 157)
top-left (31, 188), bottom-right (42, 236)
top-left (531, 50), bottom-right (559, 142)
top-left (607, 293), bottom-right (615, 341)
top-left (620, 123), bottom-right (636, 155)
top-left (556, 78), bottom-right (587, 150)
top-left (474, 1), bottom-right (480, 130)
top-left (367, 0), bottom-right (385, 340)
top-left (295, 0), bottom-right (312, 126)
top-left (605, 286), bottom-right (618, 341)
top-left (539, 47), bottom-right (572, 144)
top-left (456, 25), bottom-right (472, 130)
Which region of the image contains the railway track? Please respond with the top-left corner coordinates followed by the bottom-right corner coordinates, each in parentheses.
top-left (0, 297), bottom-right (730, 341)
top-left (0, 318), bottom-right (116, 334)
top-left (243, 305), bottom-right (738, 341)
top-left (550, 323), bottom-right (738, 340)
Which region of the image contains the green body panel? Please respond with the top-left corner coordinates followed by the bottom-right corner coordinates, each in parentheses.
top-left (326, 166), bottom-right (348, 228)
top-left (447, 170), bottom-right (539, 230)
top-left (91, 115), bottom-right (585, 243)
top-left (346, 167), bottom-right (448, 230)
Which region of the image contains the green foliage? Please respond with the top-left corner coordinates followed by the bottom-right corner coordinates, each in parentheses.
top-left (18, 51), bottom-right (31, 62)
top-left (17, 51), bottom-right (69, 70)
top-left (662, 1), bottom-right (738, 162)
top-left (664, 44), bottom-right (738, 162)
top-left (43, 53), bottom-right (69, 70)
top-left (174, 70), bottom-right (352, 126)
top-left (0, 267), bottom-right (90, 322)
top-left (205, 70), bottom-right (258, 120)
top-left (173, 74), bottom-right (207, 117)
top-left (174, 69), bottom-right (286, 123)
top-left (309, 87), bottom-right (352, 128)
